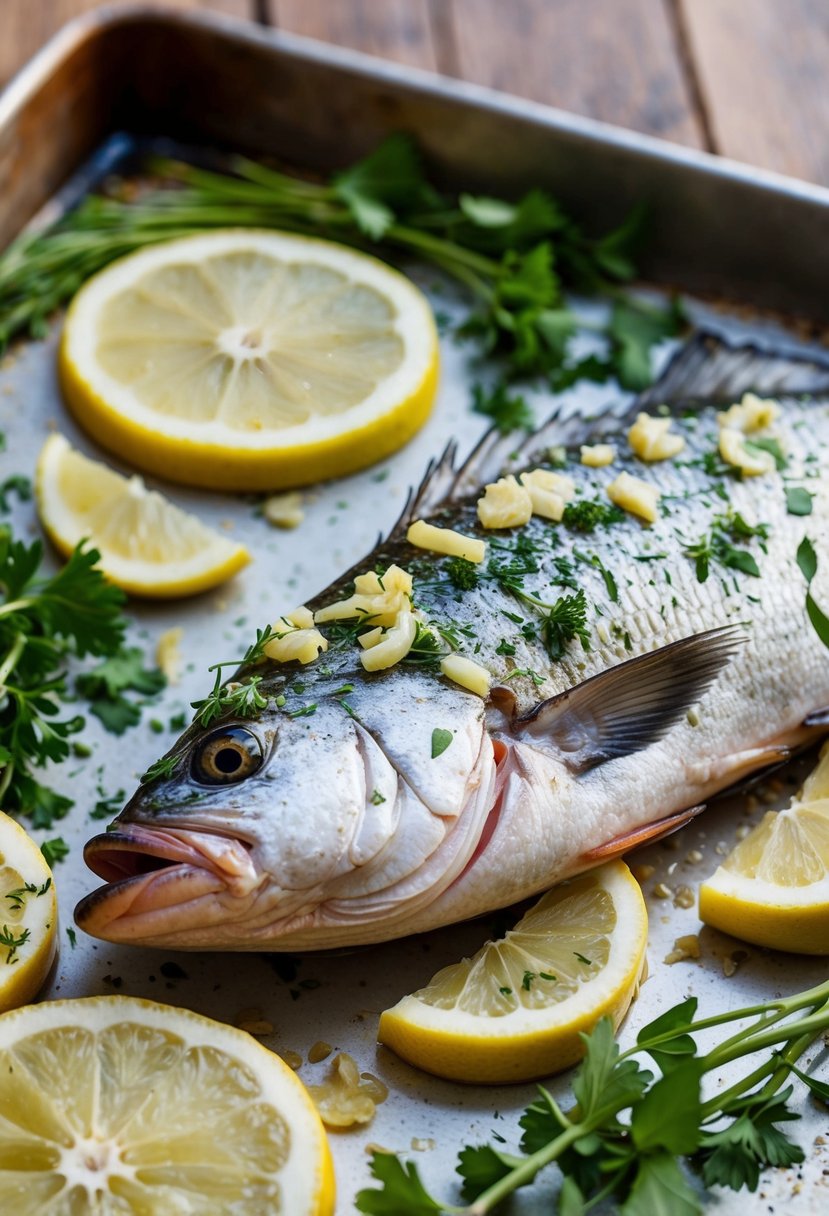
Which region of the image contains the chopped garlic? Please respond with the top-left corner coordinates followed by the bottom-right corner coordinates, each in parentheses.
top-left (308, 1052), bottom-right (383, 1129)
top-left (606, 471), bottom-right (660, 524)
top-left (627, 412), bottom-right (685, 462)
top-left (315, 563), bottom-right (412, 627)
top-left (519, 468), bottom-right (575, 521)
top-left (155, 627), bottom-right (184, 685)
top-left (358, 626), bottom-right (384, 649)
top-left (477, 475), bottom-right (532, 529)
top-left (440, 654), bottom-right (492, 698)
top-left (279, 605), bottom-right (313, 629)
top-left (717, 392), bottom-right (780, 433)
top-left (360, 609), bottom-right (416, 672)
top-left (261, 490), bottom-right (304, 528)
top-left (407, 519), bottom-right (485, 563)
top-left (581, 443), bottom-right (616, 467)
top-left (264, 627), bottom-right (328, 665)
top-left (719, 426), bottom-right (775, 476)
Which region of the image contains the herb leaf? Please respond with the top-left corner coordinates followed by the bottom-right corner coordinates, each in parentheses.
top-left (430, 728), bottom-right (453, 759)
top-left (355, 1151), bottom-right (442, 1215)
top-left (472, 381), bottom-right (533, 434)
top-left (785, 486), bottom-right (813, 516)
top-left (622, 1150), bottom-right (701, 1216)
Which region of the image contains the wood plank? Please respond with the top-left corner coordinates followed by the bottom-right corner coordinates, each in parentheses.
top-left (678, 0), bottom-right (829, 184)
top-left (448, 0), bottom-right (704, 147)
top-left (0, 0), bottom-right (254, 90)
top-left (271, 0), bottom-right (437, 70)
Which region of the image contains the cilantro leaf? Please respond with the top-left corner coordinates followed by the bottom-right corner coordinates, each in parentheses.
top-left (334, 134), bottom-right (429, 239)
top-left (472, 381), bottom-right (533, 434)
top-left (570, 1017), bottom-right (652, 1124)
top-left (457, 1143), bottom-right (521, 1202)
top-left (785, 486), bottom-right (813, 516)
top-left (32, 543), bottom-right (125, 657)
top-left (0, 475), bottom-right (32, 513)
top-left (594, 202), bottom-right (649, 281)
top-left (696, 1088), bottom-right (804, 1192)
top-left (76, 646), bottom-right (165, 735)
top-left (622, 1151), bottom-right (701, 1216)
top-left (519, 1086), bottom-right (569, 1154)
top-left (609, 297), bottom-right (684, 391)
top-left (631, 1060), bottom-right (702, 1154)
top-left (41, 837), bottom-right (69, 866)
top-left (354, 1151), bottom-right (442, 1215)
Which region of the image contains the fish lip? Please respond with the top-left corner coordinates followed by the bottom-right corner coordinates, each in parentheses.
top-left (73, 865), bottom-right (228, 943)
top-left (83, 824), bottom-right (254, 884)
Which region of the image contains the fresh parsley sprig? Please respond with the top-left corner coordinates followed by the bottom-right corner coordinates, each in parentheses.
top-left (356, 979), bottom-right (829, 1214)
top-left (0, 136), bottom-right (680, 390)
top-left (0, 528), bottom-right (126, 826)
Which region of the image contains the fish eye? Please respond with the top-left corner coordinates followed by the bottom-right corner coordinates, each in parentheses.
top-left (191, 726), bottom-right (263, 786)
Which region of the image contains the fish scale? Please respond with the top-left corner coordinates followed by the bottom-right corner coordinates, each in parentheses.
top-left (75, 334), bottom-right (829, 950)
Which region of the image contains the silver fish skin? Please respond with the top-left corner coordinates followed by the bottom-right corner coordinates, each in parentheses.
top-left (76, 334), bottom-right (829, 950)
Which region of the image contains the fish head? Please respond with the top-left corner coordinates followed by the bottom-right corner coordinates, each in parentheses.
top-left (75, 669), bottom-right (497, 949)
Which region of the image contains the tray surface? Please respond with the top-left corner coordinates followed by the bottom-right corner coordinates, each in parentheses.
top-left (1, 14), bottom-right (828, 1213)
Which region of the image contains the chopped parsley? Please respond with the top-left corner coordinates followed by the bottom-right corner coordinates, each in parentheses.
top-left (786, 486), bottom-right (813, 516)
top-left (472, 381), bottom-right (534, 434)
top-left (684, 510), bottom-right (768, 583)
top-left (370, 789), bottom-right (386, 805)
top-left (446, 556), bottom-right (480, 591)
top-left (562, 498), bottom-right (624, 533)
top-left (40, 838), bottom-right (69, 866)
top-left (542, 590), bottom-right (591, 660)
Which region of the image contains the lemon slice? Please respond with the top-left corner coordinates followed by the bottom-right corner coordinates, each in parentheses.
top-left (699, 746), bottom-right (829, 954)
top-left (0, 995), bottom-right (334, 1213)
top-left (378, 861), bottom-right (648, 1084)
top-left (36, 434), bottom-right (250, 597)
top-left (59, 230), bottom-right (439, 491)
top-left (0, 813), bottom-right (57, 1014)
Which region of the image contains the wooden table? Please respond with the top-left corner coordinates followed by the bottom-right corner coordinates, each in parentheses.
top-left (2, 0), bottom-right (828, 187)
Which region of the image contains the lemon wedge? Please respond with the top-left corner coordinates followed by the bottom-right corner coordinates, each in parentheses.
top-left (699, 744), bottom-right (829, 954)
top-left (0, 813), bottom-right (57, 1013)
top-left (59, 230), bottom-right (439, 491)
top-left (0, 995), bottom-right (334, 1213)
top-left (378, 861), bottom-right (648, 1084)
top-left (36, 434), bottom-right (250, 597)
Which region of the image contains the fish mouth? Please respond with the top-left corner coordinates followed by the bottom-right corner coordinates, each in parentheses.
top-left (75, 825), bottom-right (261, 945)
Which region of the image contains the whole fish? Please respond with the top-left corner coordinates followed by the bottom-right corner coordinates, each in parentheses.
top-left (76, 334), bottom-right (829, 950)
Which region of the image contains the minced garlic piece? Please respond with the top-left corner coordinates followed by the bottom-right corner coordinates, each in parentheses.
top-left (358, 626), bottom-right (384, 649)
top-left (308, 1052), bottom-right (384, 1129)
top-left (477, 475), bottom-right (532, 529)
top-left (627, 412), bottom-right (685, 462)
top-left (282, 605), bottom-right (314, 629)
top-left (581, 443), bottom-right (616, 467)
top-left (440, 654), bottom-right (492, 698)
top-left (360, 609), bottom-right (417, 672)
top-left (315, 563), bottom-right (412, 627)
top-left (719, 426), bottom-right (775, 476)
top-left (717, 392), bottom-right (780, 433)
top-left (407, 519), bottom-right (485, 563)
top-left (519, 468), bottom-right (575, 522)
top-left (264, 627), bottom-right (328, 665)
top-left (606, 471), bottom-right (660, 524)
top-left (261, 490), bottom-right (304, 528)
top-left (156, 627), bottom-right (184, 685)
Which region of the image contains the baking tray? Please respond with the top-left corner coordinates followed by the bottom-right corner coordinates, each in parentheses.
top-left (1, 8), bottom-right (828, 1213)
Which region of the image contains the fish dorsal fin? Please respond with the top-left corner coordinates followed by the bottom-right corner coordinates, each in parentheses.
top-left (638, 330), bottom-right (829, 408)
top-left (515, 625), bottom-right (746, 772)
top-left (386, 439), bottom-right (459, 538)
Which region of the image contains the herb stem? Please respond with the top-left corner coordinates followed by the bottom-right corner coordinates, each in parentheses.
top-left (0, 631), bottom-right (26, 691)
top-left (467, 1120), bottom-right (589, 1215)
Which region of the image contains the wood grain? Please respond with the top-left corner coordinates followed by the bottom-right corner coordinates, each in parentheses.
top-left (271, 0), bottom-right (437, 70)
top-left (447, 0), bottom-right (704, 147)
top-left (678, 0), bottom-right (829, 184)
top-left (0, 0), bottom-right (253, 89)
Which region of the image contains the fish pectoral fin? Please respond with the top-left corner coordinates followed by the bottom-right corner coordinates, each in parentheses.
top-left (804, 707), bottom-right (829, 727)
top-left (582, 804), bottom-right (706, 861)
top-left (515, 625), bottom-right (746, 772)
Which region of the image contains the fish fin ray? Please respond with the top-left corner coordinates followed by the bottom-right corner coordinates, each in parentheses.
top-left (516, 625), bottom-right (746, 771)
top-left (581, 804), bottom-right (706, 861)
top-left (385, 439), bottom-right (459, 538)
top-left (804, 707), bottom-right (829, 727)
